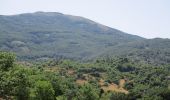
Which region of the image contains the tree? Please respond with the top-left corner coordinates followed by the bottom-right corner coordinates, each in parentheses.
top-left (158, 88), bottom-right (170, 100)
top-left (76, 84), bottom-right (99, 100)
top-left (110, 92), bottom-right (128, 100)
top-left (34, 80), bottom-right (55, 100)
top-left (0, 52), bottom-right (15, 71)
top-left (0, 52), bottom-right (16, 99)
top-left (14, 68), bottom-right (30, 100)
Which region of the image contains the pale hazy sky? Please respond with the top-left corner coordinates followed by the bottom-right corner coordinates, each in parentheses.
top-left (0, 0), bottom-right (170, 38)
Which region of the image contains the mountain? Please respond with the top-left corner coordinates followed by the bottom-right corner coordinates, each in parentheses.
top-left (0, 12), bottom-right (144, 60)
top-left (0, 12), bottom-right (170, 64)
top-left (1, 12), bottom-right (170, 100)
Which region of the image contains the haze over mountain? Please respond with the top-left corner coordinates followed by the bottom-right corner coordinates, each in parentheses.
top-left (0, 12), bottom-right (170, 64)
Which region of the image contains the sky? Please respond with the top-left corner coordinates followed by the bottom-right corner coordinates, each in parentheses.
top-left (0, 0), bottom-right (170, 39)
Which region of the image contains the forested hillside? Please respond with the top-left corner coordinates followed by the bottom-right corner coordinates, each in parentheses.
top-left (0, 12), bottom-right (170, 64)
top-left (0, 12), bottom-right (170, 100)
top-left (102, 38), bottom-right (170, 65)
top-left (0, 52), bottom-right (169, 100)
top-left (0, 12), bottom-right (143, 60)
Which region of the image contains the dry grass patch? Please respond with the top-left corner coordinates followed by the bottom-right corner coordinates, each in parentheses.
top-left (99, 79), bottom-right (128, 94)
top-left (119, 79), bottom-right (126, 88)
top-left (76, 79), bottom-right (88, 85)
top-left (67, 69), bottom-right (75, 75)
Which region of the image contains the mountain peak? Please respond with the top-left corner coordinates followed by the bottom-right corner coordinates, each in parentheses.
top-left (33, 11), bottom-right (64, 16)
top-left (0, 12), bottom-right (145, 60)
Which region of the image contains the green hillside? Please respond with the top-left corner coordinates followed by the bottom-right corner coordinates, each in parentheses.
top-left (101, 38), bottom-right (170, 65)
top-left (0, 12), bottom-right (143, 60)
top-left (0, 52), bottom-right (169, 100)
top-left (0, 12), bottom-right (170, 100)
top-left (0, 12), bottom-right (170, 65)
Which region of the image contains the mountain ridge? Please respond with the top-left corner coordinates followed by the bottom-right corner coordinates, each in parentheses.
top-left (0, 11), bottom-right (143, 38)
top-left (0, 12), bottom-right (169, 64)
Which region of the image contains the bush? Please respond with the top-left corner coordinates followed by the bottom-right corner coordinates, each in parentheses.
top-left (33, 80), bottom-right (55, 100)
top-left (0, 51), bottom-right (16, 71)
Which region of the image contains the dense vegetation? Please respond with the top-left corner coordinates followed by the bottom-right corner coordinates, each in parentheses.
top-left (0, 12), bottom-right (170, 65)
top-left (102, 38), bottom-right (170, 65)
top-left (0, 12), bottom-right (170, 100)
top-left (0, 12), bottom-right (143, 60)
top-left (0, 52), bottom-right (169, 100)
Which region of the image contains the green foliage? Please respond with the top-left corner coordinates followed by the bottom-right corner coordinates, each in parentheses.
top-left (0, 51), bottom-right (169, 100)
top-left (0, 51), bottom-right (15, 71)
top-left (32, 80), bottom-right (55, 100)
top-left (110, 92), bottom-right (128, 100)
top-left (159, 88), bottom-right (170, 100)
top-left (13, 67), bottom-right (30, 100)
top-left (76, 84), bottom-right (99, 100)
top-left (0, 12), bottom-right (144, 61)
top-left (117, 63), bottom-right (136, 72)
